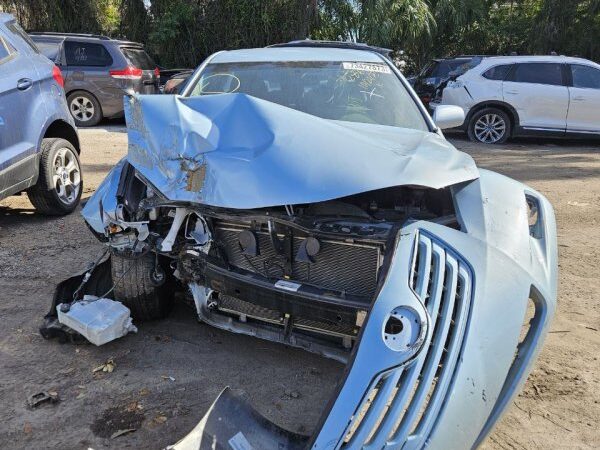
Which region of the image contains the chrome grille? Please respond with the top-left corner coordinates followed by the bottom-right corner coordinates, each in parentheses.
top-left (342, 231), bottom-right (473, 449)
top-left (214, 224), bottom-right (381, 298)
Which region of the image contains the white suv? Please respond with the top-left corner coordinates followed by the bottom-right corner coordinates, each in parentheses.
top-left (431, 55), bottom-right (600, 144)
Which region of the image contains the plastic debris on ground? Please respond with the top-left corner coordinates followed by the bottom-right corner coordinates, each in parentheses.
top-left (27, 391), bottom-right (59, 408)
top-left (56, 296), bottom-right (137, 346)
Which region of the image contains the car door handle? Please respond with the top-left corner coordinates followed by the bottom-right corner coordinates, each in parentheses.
top-left (505, 90), bottom-right (518, 95)
top-left (572, 96), bottom-right (585, 101)
top-left (17, 78), bottom-right (33, 91)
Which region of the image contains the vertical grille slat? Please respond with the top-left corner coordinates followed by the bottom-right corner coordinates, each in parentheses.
top-left (414, 237), bottom-right (432, 301)
top-left (346, 369), bottom-right (404, 448)
top-left (341, 231), bottom-right (473, 450)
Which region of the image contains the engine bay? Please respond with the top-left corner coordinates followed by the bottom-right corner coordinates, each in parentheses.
top-left (97, 164), bottom-right (459, 360)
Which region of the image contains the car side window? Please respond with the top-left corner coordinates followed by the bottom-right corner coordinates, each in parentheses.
top-left (35, 41), bottom-right (62, 62)
top-left (65, 41), bottom-right (113, 67)
top-left (509, 63), bottom-right (563, 86)
top-left (570, 64), bottom-right (600, 89)
top-left (0, 36), bottom-right (16, 63)
top-left (6, 22), bottom-right (39, 53)
top-left (482, 64), bottom-right (511, 80)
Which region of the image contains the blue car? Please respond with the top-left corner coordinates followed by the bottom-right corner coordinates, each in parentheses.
top-left (0, 14), bottom-right (82, 215)
top-left (47, 41), bottom-right (557, 449)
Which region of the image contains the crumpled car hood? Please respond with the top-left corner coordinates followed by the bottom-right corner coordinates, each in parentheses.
top-left (124, 93), bottom-right (478, 209)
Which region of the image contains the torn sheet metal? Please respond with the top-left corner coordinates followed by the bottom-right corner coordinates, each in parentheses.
top-left (124, 93), bottom-right (478, 209)
top-left (57, 296), bottom-right (137, 346)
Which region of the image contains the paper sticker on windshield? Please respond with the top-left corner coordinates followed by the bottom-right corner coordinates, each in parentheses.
top-left (342, 62), bottom-right (391, 74)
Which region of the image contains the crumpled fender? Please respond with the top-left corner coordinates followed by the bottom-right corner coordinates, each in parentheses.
top-left (82, 158), bottom-right (127, 234)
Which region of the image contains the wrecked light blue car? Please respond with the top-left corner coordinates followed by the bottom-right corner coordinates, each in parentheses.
top-left (66, 42), bottom-right (557, 449)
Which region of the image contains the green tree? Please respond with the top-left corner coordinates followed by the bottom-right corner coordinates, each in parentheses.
top-left (314, 0), bottom-right (434, 65)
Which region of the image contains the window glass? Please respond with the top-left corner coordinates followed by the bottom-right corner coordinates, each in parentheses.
top-left (423, 59), bottom-right (476, 79)
top-left (65, 41), bottom-right (112, 66)
top-left (122, 47), bottom-right (156, 70)
top-left (483, 64), bottom-right (511, 80)
top-left (421, 61), bottom-right (440, 78)
top-left (571, 64), bottom-right (600, 89)
top-left (0, 37), bottom-right (12, 61)
top-left (6, 22), bottom-right (39, 53)
top-left (188, 61), bottom-right (428, 131)
top-left (511, 63), bottom-right (563, 86)
top-left (34, 41), bottom-right (61, 62)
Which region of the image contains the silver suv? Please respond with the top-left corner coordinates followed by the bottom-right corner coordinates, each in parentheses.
top-left (0, 14), bottom-right (82, 214)
top-left (30, 32), bottom-right (159, 127)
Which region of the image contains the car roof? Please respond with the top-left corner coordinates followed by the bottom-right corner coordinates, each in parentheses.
top-left (270, 40), bottom-right (391, 56)
top-left (433, 56), bottom-right (480, 62)
top-left (480, 55), bottom-right (599, 66)
top-left (210, 47), bottom-right (386, 64)
top-left (28, 32), bottom-right (143, 47)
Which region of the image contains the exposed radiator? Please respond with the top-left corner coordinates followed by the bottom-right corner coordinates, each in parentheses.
top-left (213, 223), bottom-right (382, 298)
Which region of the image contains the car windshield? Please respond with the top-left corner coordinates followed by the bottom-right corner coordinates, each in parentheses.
top-left (122, 47), bottom-right (156, 70)
top-left (422, 59), bottom-right (472, 78)
top-left (188, 61), bottom-right (427, 130)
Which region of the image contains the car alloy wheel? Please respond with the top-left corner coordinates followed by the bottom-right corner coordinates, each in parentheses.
top-left (474, 113), bottom-right (507, 144)
top-left (53, 147), bottom-right (81, 206)
top-left (69, 96), bottom-right (95, 123)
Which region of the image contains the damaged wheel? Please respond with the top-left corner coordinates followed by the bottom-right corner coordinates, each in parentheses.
top-left (110, 252), bottom-right (172, 321)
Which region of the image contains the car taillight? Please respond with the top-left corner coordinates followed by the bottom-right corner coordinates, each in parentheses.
top-left (154, 67), bottom-right (160, 78)
top-left (109, 66), bottom-right (143, 79)
top-left (52, 65), bottom-right (64, 88)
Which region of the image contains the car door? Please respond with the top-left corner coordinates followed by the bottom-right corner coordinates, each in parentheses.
top-left (62, 39), bottom-right (114, 98)
top-left (502, 62), bottom-right (569, 131)
top-left (566, 64), bottom-right (600, 133)
top-left (0, 31), bottom-right (40, 194)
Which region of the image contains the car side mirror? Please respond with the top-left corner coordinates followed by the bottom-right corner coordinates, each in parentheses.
top-left (433, 105), bottom-right (465, 130)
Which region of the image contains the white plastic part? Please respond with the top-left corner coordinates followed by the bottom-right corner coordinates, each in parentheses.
top-left (161, 207), bottom-right (189, 252)
top-left (432, 104), bottom-right (466, 130)
top-left (57, 296), bottom-right (137, 346)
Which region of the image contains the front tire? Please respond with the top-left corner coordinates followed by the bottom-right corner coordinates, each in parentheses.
top-left (67, 90), bottom-right (102, 127)
top-left (111, 252), bottom-right (172, 321)
top-left (467, 108), bottom-right (511, 144)
top-left (27, 138), bottom-right (82, 215)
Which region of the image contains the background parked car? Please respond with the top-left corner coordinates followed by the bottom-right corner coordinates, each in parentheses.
top-left (29, 32), bottom-right (160, 126)
top-left (162, 69), bottom-right (193, 94)
top-left (0, 14), bottom-right (82, 215)
top-left (410, 56), bottom-right (483, 109)
top-left (157, 67), bottom-right (192, 92)
top-left (431, 55), bottom-right (600, 144)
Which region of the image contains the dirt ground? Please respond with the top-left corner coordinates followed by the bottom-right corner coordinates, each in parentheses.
top-left (0, 126), bottom-right (598, 449)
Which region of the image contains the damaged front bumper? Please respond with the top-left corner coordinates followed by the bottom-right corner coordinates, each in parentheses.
top-left (73, 165), bottom-right (556, 450)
